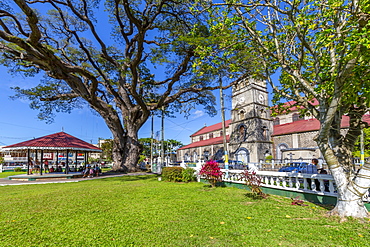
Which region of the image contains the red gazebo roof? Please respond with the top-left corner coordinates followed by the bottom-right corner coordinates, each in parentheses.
top-left (2, 132), bottom-right (102, 152)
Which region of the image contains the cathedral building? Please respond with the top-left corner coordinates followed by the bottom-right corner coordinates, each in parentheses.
top-left (177, 79), bottom-right (370, 164)
top-left (177, 78), bottom-right (273, 164)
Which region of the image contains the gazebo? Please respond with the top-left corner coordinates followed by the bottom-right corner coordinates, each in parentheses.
top-left (2, 132), bottom-right (102, 178)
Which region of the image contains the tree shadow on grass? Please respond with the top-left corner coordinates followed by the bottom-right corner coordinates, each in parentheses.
top-left (243, 192), bottom-right (268, 200)
top-left (98, 174), bottom-right (158, 182)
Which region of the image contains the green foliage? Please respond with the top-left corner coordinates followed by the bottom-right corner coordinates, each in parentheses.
top-left (353, 128), bottom-right (370, 157)
top-left (138, 155), bottom-right (146, 164)
top-left (13, 167), bottom-right (22, 172)
top-left (265, 155), bottom-right (273, 163)
top-left (100, 139), bottom-right (113, 162)
top-left (181, 167), bottom-right (196, 182)
top-left (139, 138), bottom-right (183, 158)
top-left (0, 156), bottom-right (4, 164)
top-left (162, 167), bottom-right (185, 182)
top-left (162, 167), bottom-right (196, 182)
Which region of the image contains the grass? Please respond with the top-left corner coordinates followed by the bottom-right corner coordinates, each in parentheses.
top-left (0, 171), bottom-right (27, 178)
top-left (0, 175), bottom-right (369, 246)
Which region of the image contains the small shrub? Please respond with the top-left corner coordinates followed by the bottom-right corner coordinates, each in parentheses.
top-left (291, 196), bottom-right (308, 206)
top-left (240, 170), bottom-right (268, 198)
top-left (162, 167), bottom-right (184, 182)
top-left (265, 155), bottom-right (273, 163)
top-left (199, 160), bottom-right (223, 187)
top-left (182, 167), bottom-right (196, 182)
top-left (14, 167), bottom-right (22, 172)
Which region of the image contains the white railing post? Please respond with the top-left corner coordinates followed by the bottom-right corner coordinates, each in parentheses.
top-left (303, 177), bottom-right (308, 190)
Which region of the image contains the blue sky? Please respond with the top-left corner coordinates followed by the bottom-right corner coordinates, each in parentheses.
top-left (0, 65), bottom-right (233, 146)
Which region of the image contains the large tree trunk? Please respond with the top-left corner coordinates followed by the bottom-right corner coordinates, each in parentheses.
top-left (95, 105), bottom-right (146, 173)
top-left (111, 130), bottom-right (141, 173)
top-left (321, 142), bottom-right (369, 218)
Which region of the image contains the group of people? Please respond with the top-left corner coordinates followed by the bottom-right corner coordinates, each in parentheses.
top-left (82, 164), bottom-right (101, 178)
top-left (27, 158), bottom-right (100, 176)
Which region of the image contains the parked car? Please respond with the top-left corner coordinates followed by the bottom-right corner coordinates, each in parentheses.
top-left (278, 162), bottom-right (309, 172)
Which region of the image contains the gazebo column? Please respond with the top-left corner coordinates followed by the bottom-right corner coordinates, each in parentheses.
top-left (27, 149), bottom-right (30, 175)
top-left (75, 151), bottom-right (78, 172)
top-left (56, 151), bottom-right (59, 170)
top-left (65, 149), bottom-right (69, 174)
top-left (35, 150), bottom-right (39, 174)
top-left (40, 150), bottom-right (44, 176)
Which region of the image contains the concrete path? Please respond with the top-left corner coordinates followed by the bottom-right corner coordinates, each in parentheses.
top-left (0, 172), bottom-right (153, 186)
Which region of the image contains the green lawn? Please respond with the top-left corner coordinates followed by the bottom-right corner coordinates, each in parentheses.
top-left (0, 175), bottom-right (369, 246)
top-left (0, 171), bottom-right (27, 178)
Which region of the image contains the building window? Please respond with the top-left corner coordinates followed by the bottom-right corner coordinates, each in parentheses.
top-left (209, 133), bottom-right (214, 139)
top-left (292, 113), bottom-right (303, 122)
top-left (220, 131), bottom-right (223, 137)
top-left (200, 136), bottom-right (203, 141)
top-left (273, 117), bottom-right (280, 126)
top-left (262, 126), bottom-right (268, 140)
top-left (238, 110), bottom-right (245, 121)
top-left (237, 124), bottom-right (247, 142)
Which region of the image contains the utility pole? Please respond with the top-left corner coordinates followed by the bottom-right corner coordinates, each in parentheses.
top-left (219, 76), bottom-right (229, 170)
top-left (150, 113), bottom-right (154, 171)
top-left (161, 106), bottom-right (165, 173)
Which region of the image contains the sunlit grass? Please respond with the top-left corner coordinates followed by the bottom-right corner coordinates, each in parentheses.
top-left (0, 171), bottom-right (27, 178)
top-left (0, 175), bottom-right (369, 246)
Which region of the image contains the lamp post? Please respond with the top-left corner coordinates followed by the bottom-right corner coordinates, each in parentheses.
top-left (219, 76), bottom-right (229, 170)
top-left (361, 129), bottom-right (365, 166)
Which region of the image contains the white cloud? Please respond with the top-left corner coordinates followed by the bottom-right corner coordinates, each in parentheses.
top-left (193, 110), bottom-right (204, 119)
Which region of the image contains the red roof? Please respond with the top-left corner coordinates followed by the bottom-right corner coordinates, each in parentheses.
top-left (178, 135), bottom-right (230, 150)
top-left (191, 120), bottom-right (231, 137)
top-left (3, 132), bottom-right (101, 152)
top-left (272, 118), bottom-right (320, 136)
top-left (272, 115), bottom-right (370, 136)
top-left (271, 99), bottom-right (319, 114)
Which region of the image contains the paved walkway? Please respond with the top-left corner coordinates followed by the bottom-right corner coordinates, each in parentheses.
top-left (0, 172), bottom-right (153, 186)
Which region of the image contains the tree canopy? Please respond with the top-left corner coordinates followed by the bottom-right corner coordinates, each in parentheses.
top-left (139, 137), bottom-right (183, 158)
top-left (195, 0), bottom-right (370, 218)
top-left (0, 0), bottom-right (245, 172)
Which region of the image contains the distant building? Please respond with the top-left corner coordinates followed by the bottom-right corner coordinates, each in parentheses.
top-left (177, 79), bottom-right (370, 164)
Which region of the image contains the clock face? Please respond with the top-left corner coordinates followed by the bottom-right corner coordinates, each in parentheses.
top-left (238, 97), bottom-right (245, 103)
top-left (258, 94), bottom-right (265, 103)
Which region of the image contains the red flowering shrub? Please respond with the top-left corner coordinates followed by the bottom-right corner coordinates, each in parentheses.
top-left (240, 170), bottom-right (268, 198)
top-left (199, 160), bottom-right (223, 187)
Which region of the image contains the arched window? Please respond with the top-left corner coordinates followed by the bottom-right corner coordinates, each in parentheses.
top-left (235, 148), bottom-right (250, 164)
top-left (276, 143), bottom-right (289, 160)
top-left (262, 126), bottom-right (268, 140)
top-left (273, 117), bottom-right (280, 126)
top-left (237, 124), bottom-right (247, 142)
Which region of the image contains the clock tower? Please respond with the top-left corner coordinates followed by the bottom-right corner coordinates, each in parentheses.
top-left (229, 78), bottom-right (273, 164)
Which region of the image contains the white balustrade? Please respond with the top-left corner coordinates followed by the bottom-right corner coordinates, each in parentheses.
top-left (198, 167), bottom-right (370, 202)
top-left (220, 169), bottom-right (338, 197)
